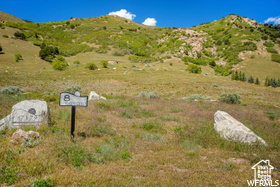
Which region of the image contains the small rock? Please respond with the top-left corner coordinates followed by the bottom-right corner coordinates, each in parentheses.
top-left (89, 91), bottom-right (107, 101)
top-left (10, 129), bottom-right (40, 145)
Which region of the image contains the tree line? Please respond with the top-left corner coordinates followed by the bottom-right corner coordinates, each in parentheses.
top-left (231, 71), bottom-right (279, 88)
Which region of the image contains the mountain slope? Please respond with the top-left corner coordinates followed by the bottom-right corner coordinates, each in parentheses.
top-left (0, 12), bottom-right (280, 77)
top-left (0, 11), bottom-right (24, 23)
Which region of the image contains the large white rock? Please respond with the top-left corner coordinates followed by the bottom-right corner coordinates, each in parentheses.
top-left (214, 111), bottom-right (267, 146)
top-left (0, 100), bottom-right (51, 131)
top-left (89, 91), bottom-right (106, 101)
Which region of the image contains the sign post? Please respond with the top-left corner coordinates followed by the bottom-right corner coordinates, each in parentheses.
top-left (59, 91), bottom-right (88, 141)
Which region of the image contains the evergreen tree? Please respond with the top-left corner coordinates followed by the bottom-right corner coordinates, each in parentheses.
top-left (271, 78), bottom-right (278, 88)
top-left (268, 78), bottom-right (271, 86)
top-left (255, 78), bottom-right (260, 85)
top-left (248, 76), bottom-right (254, 83)
top-left (242, 73), bottom-right (247, 82)
top-left (265, 77), bottom-right (269, 86)
top-left (231, 71), bottom-right (235, 80)
top-left (235, 71), bottom-right (239, 80)
top-left (238, 71), bottom-right (242, 81)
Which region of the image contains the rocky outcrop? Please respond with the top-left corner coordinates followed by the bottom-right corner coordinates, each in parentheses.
top-left (214, 111), bottom-right (267, 146)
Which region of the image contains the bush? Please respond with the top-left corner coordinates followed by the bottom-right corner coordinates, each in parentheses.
top-left (64, 85), bottom-right (81, 94)
top-left (139, 91), bottom-right (158, 99)
top-left (111, 49), bottom-right (130, 56)
top-left (271, 54), bottom-right (280, 63)
top-left (218, 93), bottom-right (241, 104)
top-left (85, 62), bottom-right (98, 70)
top-left (73, 60), bottom-right (80, 66)
top-left (248, 76), bottom-right (254, 83)
top-left (14, 32), bottom-right (26, 40)
top-left (31, 177), bottom-right (54, 187)
top-left (14, 53), bottom-right (22, 62)
top-left (1, 86), bottom-right (24, 95)
top-left (0, 44), bottom-right (2, 52)
top-left (266, 47), bottom-right (278, 54)
top-left (52, 56), bottom-right (68, 71)
top-left (263, 41), bottom-right (274, 47)
top-left (39, 43), bottom-right (59, 62)
top-left (187, 94), bottom-right (211, 101)
top-left (186, 64), bottom-right (202, 74)
top-left (2, 35), bottom-right (8, 38)
top-left (101, 60), bottom-right (108, 68)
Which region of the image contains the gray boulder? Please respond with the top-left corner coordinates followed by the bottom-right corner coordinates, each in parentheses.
top-left (89, 91), bottom-right (106, 101)
top-left (214, 110), bottom-right (267, 146)
top-left (0, 100), bottom-right (51, 131)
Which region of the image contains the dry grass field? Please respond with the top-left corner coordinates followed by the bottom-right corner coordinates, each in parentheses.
top-left (0, 23), bottom-right (280, 186)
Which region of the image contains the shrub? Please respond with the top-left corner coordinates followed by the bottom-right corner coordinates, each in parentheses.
top-left (0, 44), bottom-right (2, 52)
top-left (209, 60), bottom-right (216, 67)
top-left (186, 64), bottom-right (202, 74)
top-left (266, 47), bottom-right (278, 54)
top-left (187, 94), bottom-right (211, 101)
top-left (2, 35), bottom-right (8, 38)
top-left (95, 44), bottom-right (108, 53)
top-left (0, 166), bottom-right (19, 185)
top-left (14, 53), bottom-right (22, 62)
top-left (139, 91), bottom-right (158, 99)
top-left (111, 49), bottom-right (130, 56)
top-left (255, 78), bottom-right (260, 85)
top-left (242, 73), bottom-right (247, 82)
top-left (248, 76), bottom-right (254, 83)
top-left (14, 32), bottom-right (26, 40)
top-left (218, 93), bottom-right (241, 104)
top-left (85, 62), bottom-right (98, 70)
top-left (39, 43), bottom-right (59, 62)
top-left (73, 60), bottom-right (80, 66)
top-left (263, 41), bottom-right (274, 47)
top-left (101, 60), bottom-right (108, 68)
top-left (52, 56), bottom-right (68, 71)
top-left (31, 177), bottom-right (53, 187)
top-left (271, 54), bottom-right (280, 63)
top-left (64, 85), bottom-right (81, 94)
top-left (271, 78), bottom-right (278, 88)
top-left (1, 86), bottom-right (24, 95)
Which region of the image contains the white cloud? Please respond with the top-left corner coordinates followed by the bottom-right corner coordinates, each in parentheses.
top-left (108, 9), bottom-right (136, 20)
top-left (264, 16), bottom-right (280, 25)
top-left (142, 18), bottom-right (157, 26)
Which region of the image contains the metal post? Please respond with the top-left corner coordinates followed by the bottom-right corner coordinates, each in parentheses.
top-left (71, 106), bottom-right (76, 141)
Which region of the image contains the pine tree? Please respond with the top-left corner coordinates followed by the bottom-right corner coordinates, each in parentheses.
top-left (248, 76), bottom-right (254, 83)
top-left (265, 77), bottom-right (269, 86)
top-left (255, 78), bottom-right (260, 85)
top-left (235, 71), bottom-right (239, 80)
top-left (238, 71), bottom-right (242, 81)
top-left (242, 73), bottom-right (247, 82)
top-left (268, 78), bottom-right (271, 86)
top-left (271, 78), bottom-right (278, 88)
top-left (231, 71), bottom-right (236, 80)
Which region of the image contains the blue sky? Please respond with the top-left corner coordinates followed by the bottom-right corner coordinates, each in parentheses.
top-left (1, 0), bottom-right (280, 27)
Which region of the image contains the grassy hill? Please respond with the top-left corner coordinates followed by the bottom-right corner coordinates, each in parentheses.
top-left (0, 12), bottom-right (280, 186)
top-left (0, 11), bottom-right (24, 23)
